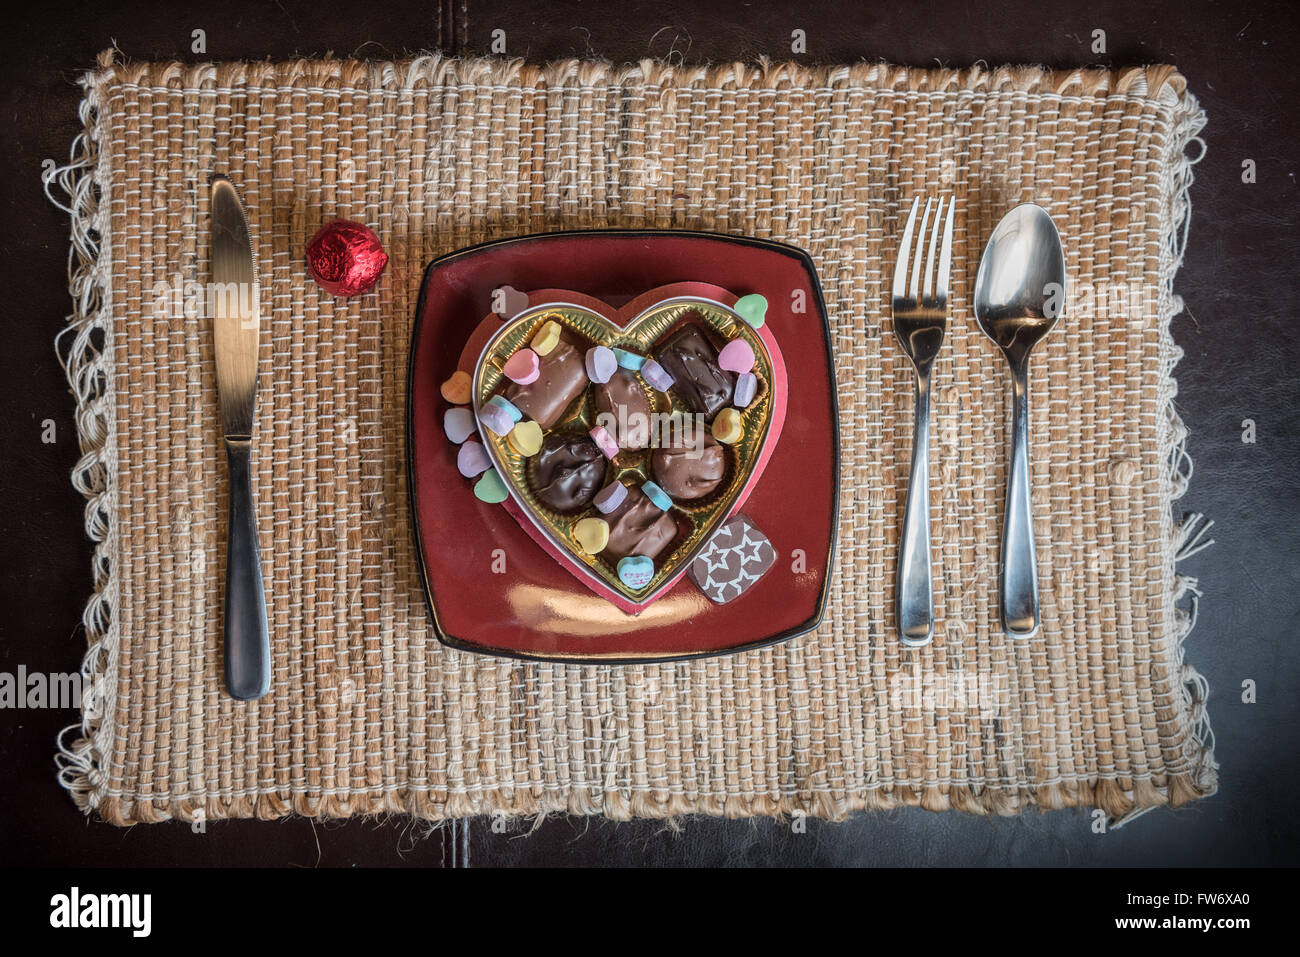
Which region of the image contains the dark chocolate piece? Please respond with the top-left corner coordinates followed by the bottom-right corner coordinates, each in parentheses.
top-left (593, 370), bottom-right (652, 450)
top-left (652, 430), bottom-right (726, 500)
top-left (604, 487), bottom-right (678, 562)
top-left (505, 338), bottom-right (588, 429)
top-left (655, 324), bottom-right (734, 418)
top-left (529, 432), bottom-right (607, 513)
top-left (687, 514), bottom-right (777, 604)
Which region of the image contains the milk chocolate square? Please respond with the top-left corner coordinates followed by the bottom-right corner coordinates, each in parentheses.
top-left (687, 514), bottom-right (776, 604)
top-left (505, 338), bottom-right (588, 428)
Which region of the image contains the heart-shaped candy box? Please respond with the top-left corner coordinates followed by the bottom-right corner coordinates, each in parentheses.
top-left (464, 282), bottom-right (787, 612)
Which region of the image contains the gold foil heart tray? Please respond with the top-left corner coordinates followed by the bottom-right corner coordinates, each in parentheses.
top-left (471, 297), bottom-right (775, 606)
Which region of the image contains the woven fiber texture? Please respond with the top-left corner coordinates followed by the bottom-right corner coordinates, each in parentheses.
top-left (52, 52), bottom-right (1216, 825)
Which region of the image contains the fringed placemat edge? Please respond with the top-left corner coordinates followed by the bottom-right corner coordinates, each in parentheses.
top-left (49, 51), bottom-right (1217, 826)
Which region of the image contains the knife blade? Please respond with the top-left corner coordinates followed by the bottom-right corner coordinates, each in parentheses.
top-left (210, 174), bottom-right (270, 700)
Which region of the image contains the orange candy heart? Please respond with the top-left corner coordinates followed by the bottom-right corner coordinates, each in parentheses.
top-left (440, 370), bottom-right (472, 405)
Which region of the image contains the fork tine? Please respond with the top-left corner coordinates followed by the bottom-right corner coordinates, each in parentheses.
top-left (908, 197), bottom-right (934, 301)
top-left (935, 196), bottom-right (955, 303)
top-left (922, 196), bottom-right (944, 300)
top-left (892, 197), bottom-right (920, 299)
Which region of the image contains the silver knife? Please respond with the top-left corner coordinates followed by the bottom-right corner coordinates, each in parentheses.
top-left (210, 174), bottom-right (270, 699)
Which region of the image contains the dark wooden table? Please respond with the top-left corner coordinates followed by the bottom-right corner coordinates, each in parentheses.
top-left (2, 0), bottom-right (1296, 867)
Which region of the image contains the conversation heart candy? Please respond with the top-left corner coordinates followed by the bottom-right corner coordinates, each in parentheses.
top-left (508, 419), bottom-right (544, 456)
top-left (492, 285), bottom-right (531, 319)
top-left (613, 347), bottom-right (644, 371)
top-left (503, 348), bottom-right (541, 384)
top-left (474, 468), bottom-right (509, 503)
top-left (574, 517), bottom-right (610, 554)
top-left (733, 372), bottom-right (758, 408)
top-left (718, 338), bottom-right (755, 374)
top-left (618, 555), bottom-right (655, 590)
top-left (712, 408), bottom-right (743, 444)
top-left (590, 425), bottom-right (619, 461)
top-left (530, 320), bottom-right (562, 356)
top-left (486, 395), bottom-right (523, 422)
top-left (641, 481), bottom-right (672, 512)
top-left (478, 403), bottom-right (515, 437)
top-left (585, 345), bottom-right (617, 384)
top-left (443, 406), bottom-right (476, 444)
top-left (593, 481), bottom-right (628, 514)
top-left (457, 439), bottom-right (492, 477)
top-left (640, 358), bottom-right (674, 392)
top-left (440, 370), bottom-right (472, 405)
top-left (733, 293), bottom-right (767, 329)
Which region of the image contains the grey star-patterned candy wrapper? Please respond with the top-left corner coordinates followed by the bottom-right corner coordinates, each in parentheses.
top-left (687, 514), bottom-right (777, 604)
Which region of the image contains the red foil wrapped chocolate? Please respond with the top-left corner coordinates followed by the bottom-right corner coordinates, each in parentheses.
top-left (305, 219), bottom-right (388, 297)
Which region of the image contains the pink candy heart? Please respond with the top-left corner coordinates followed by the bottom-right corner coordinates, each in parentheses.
top-left (492, 285), bottom-right (531, 319)
top-left (503, 348), bottom-right (541, 384)
top-left (718, 338), bottom-right (755, 374)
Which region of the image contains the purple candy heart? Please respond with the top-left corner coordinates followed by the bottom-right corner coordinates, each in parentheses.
top-left (640, 358), bottom-right (674, 392)
top-left (457, 440), bottom-right (492, 477)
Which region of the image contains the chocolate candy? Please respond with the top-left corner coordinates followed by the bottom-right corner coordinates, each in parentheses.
top-left (652, 430), bottom-right (726, 500)
top-left (687, 514), bottom-right (776, 604)
top-left (733, 372), bottom-right (758, 408)
top-left (506, 338), bottom-right (589, 429)
top-left (618, 555), bottom-right (655, 590)
top-left (529, 432), bottom-right (607, 513)
top-left (733, 293), bottom-right (767, 329)
top-left (503, 348), bottom-right (541, 384)
top-left (443, 407), bottom-right (475, 444)
top-left (585, 345), bottom-right (617, 383)
top-left (604, 486), bottom-right (678, 562)
top-left (718, 339), bottom-right (755, 374)
top-left (712, 408), bottom-right (743, 444)
top-left (640, 358), bottom-right (674, 392)
top-left (656, 324), bottom-right (734, 418)
top-left (593, 370), bottom-right (652, 450)
top-left (593, 481), bottom-right (628, 514)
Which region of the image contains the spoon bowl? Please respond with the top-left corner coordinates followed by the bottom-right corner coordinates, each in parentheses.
top-left (973, 203), bottom-right (1067, 638)
top-left (974, 203), bottom-right (1067, 364)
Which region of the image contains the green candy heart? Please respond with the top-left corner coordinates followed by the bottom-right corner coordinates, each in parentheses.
top-left (474, 468), bottom-right (509, 503)
top-left (733, 293), bottom-right (767, 329)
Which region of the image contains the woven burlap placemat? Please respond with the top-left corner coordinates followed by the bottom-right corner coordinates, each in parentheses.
top-left (50, 51), bottom-right (1217, 825)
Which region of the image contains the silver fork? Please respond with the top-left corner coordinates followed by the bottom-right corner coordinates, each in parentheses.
top-left (891, 196), bottom-right (955, 647)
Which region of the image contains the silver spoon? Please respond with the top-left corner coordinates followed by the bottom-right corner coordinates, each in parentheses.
top-left (973, 204), bottom-right (1066, 638)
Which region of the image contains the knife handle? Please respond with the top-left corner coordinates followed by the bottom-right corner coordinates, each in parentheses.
top-left (223, 438), bottom-right (270, 700)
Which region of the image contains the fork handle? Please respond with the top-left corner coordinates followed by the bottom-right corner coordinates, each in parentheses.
top-left (1001, 362), bottom-right (1040, 637)
top-left (896, 372), bottom-right (934, 646)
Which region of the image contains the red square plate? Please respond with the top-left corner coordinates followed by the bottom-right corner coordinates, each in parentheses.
top-left (407, 230), bottom-right (839, 663)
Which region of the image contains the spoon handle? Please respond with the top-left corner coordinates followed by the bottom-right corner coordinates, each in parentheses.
top-left (895, 372), bottom-right (933, 646)
top-left (1002, 363), bottom-right (1040, 637)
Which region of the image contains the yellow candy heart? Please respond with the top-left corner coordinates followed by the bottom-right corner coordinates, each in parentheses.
top-left (530, 320), bottom-right (562, 356)
top-left (508, 419), bottom-right (543, 456)
top-left (712, 408), bottom-right (743, 444)
top-left (574, 517), bottom-right (610, 554)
